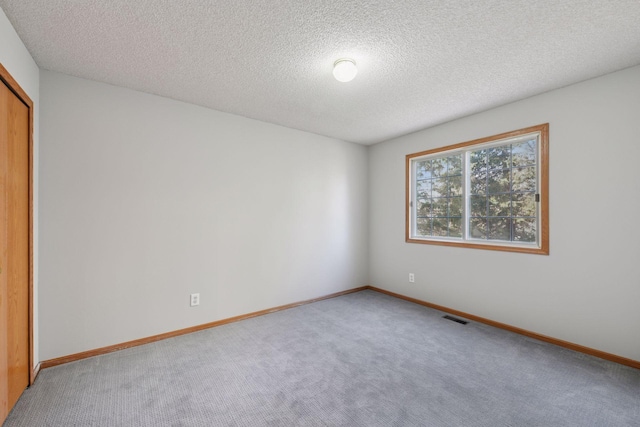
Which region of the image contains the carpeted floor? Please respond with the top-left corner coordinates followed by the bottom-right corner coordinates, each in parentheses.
top-left (4, 290), bottom-right (640, 426)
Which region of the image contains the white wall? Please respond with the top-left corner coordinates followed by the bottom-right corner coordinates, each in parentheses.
top-left (39, 71), bottom-right (369, 360)
top-left (12, 5), bottom-right (640, 364)
top-left (0, 8), bottom-right (40, 366)
top-left (369, 65), bottom-right (640, 362)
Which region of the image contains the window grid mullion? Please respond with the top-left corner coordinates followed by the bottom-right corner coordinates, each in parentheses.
top-left (410, 130), bottom-right (542, 246)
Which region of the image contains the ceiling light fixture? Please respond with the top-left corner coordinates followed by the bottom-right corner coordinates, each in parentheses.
top-left (333, 58), bottom-right (357, 82)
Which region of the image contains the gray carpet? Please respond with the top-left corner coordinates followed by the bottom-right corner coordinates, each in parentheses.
top-left (4, 290), bottom-right (639, 426)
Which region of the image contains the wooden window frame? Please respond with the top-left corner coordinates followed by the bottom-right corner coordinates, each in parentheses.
top-left (405, 124), bottom-right (549, 255)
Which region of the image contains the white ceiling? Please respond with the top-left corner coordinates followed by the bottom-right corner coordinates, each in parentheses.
top-left (2, 1), bottom-right (640, 145)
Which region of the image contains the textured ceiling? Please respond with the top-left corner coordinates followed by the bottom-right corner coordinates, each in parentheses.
top-left (2, 1), bottom-right (640, 145)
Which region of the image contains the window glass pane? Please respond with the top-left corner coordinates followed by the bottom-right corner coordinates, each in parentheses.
top-left (431, 177), bottom-right (446, 198)
top-left (480, 139), bottom-right (537, 243)
top-left (447, 156), bottom-right (462, 176)
top-left (488, 194), bottom-right (511, 217)
top-left (487, 146), bottom-right (510, 170)
top-left (432, 218), bottom-right (448, 236)
top-left (513, 218), bottom-right (536, 242)
top-left (470, 195), bottom-right (487, 217)
top-left (416, 217), bottom-right (431, 236)
top-left (512, 140), bottom-right (536, 167)
top-left (512, 193), bottom-right (536, 217)
top-left (448, 197), bottom-right (462, 217)
top-left (431, 157), bottom-right (448, 177)
top-left (470, 149), bottom-right (487, 172)
top-left (416, 198), bottom-right (431, 217)
top-left (469, 218), bottom-right (487, 239)
top-left (449, 218), bottom-right (462, 238)
top-left (469, 173), bottom-right (486, 195)
top-left (512, 166), bottom-right (536, 192)
top-left (416, 179), bottom-right (432, 198)
top-left (448, 175), bottom-right (462, 196)
top-left (487, 168), bottom-right (510, 194)
top-left (416, 160), bottom-right (432, 180)
top-left (488, 218), bottom-right (511, 241)
top-left (432, 197), bottom-right (447, 216)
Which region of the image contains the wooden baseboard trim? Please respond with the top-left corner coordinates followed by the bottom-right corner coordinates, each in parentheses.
top-left (40, 286), bottom-right (368, 370)
top-left (39, 285), bottom-right (639, 371)
top-left (30, 362), bottom-right (41, 385)
top-left (366, 286), bottom-right (640, 370)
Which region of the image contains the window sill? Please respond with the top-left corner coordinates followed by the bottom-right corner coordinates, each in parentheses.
top-left (406, 236), bottom-right (549, 255)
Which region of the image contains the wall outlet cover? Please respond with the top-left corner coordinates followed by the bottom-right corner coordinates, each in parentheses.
top-left (190, 293), bottom-right (200, 307)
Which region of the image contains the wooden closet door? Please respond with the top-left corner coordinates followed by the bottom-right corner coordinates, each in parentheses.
top-left (0, 75), bottom-right (30, 422)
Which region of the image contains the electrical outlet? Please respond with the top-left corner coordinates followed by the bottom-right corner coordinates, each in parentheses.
top-left (409, 273), bottom-right (415, 283)
top-left (190, 293), bottom-right (200, 307)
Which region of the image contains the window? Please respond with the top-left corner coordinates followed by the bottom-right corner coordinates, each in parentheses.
top-left (406, 124), bottom-right (549, 254)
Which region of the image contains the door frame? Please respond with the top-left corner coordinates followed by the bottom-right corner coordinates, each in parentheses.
top-left (0, 63), bottom-right (34, 385)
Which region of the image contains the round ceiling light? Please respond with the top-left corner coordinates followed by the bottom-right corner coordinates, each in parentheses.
top-left (333, 58), bottom-right (357, 82)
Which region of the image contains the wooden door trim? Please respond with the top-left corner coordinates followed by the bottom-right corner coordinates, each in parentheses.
top-left (0, 63), bottom-right (34, 385)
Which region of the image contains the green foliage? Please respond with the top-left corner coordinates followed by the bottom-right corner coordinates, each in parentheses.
top-left (416, 139), bottom-right (537, 242)
top-left (415, 153), bottom-right (463, 238)
top-left (468, 140), bottom-right (537, 242)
